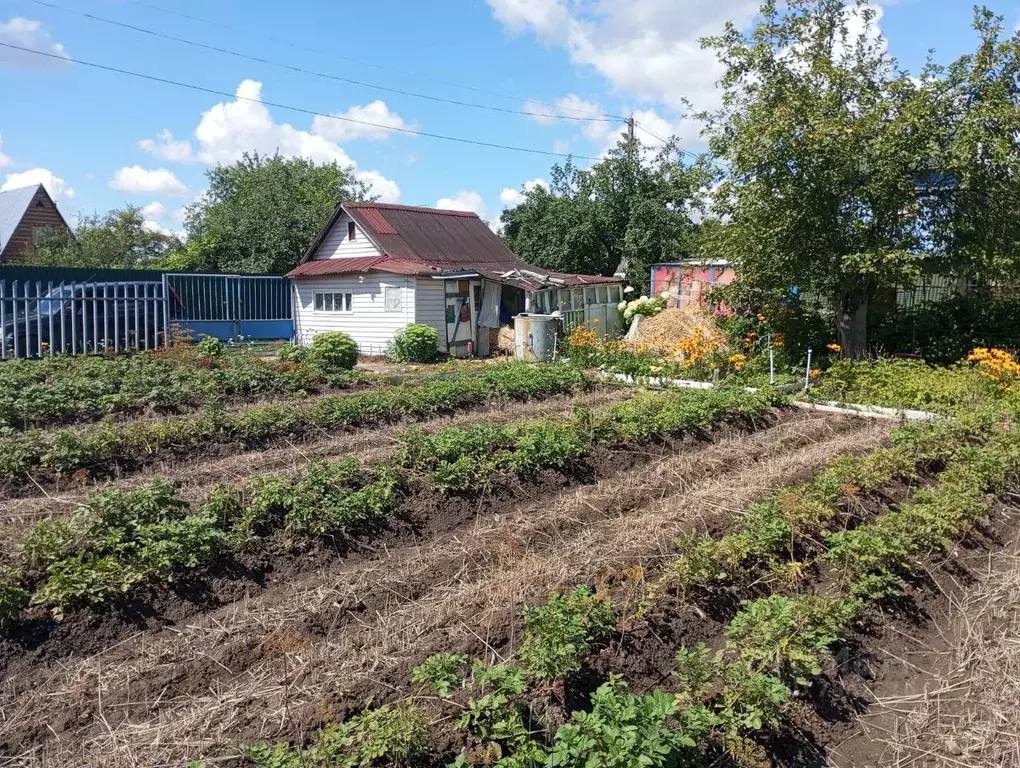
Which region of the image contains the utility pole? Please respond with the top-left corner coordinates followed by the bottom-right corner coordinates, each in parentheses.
top-left (626, 115), bottom-right (635, 141)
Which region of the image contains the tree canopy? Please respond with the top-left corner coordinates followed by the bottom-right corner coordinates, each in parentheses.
top-left (700, 0), bottom-right (1020, 355)
top-left (28, 206), bottom-right (182, 269)
top-left (500, 139), bottom-right (708, 288)
top-left (178, 153), bottom-right (372, 274)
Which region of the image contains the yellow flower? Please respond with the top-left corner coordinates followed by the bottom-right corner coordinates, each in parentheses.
top-left (728, 353), bottom-right (748, 372)
top-left (756, 313), bottom-right (768, 323)
top-left (826, 343), bottom-right (841, 353)
top-left (772, 333), bottom-right (785, 349)
top-left (810, 368), bottom-right (822, 379)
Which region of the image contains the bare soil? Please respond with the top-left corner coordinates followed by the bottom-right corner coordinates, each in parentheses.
top-left (0, 411), bottom-right (890, 766)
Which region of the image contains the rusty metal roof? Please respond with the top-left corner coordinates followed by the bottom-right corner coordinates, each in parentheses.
top-left (343, 202), bottom-right (528, 269)
top-left (296, 202), bottom-right (623, 287)
top-left (284, 255), bottom-right (430, 278)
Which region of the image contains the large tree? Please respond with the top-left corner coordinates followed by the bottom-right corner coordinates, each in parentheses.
top-left (181, 153), bottom-right (372, 274)
top-left (500, 138), bottom-right (707, 288)
top-left (702, 0), bottom-right (1020, 357)
top-left (702, 0), bottom-right (940, 356)
top-left (28, 206), bottom-right (182, 269)
top-left (926, 9), bottom-right (1020, 284)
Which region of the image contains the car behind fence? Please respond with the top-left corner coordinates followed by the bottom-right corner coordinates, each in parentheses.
top-left (0, 265), bottom-right (293, 359)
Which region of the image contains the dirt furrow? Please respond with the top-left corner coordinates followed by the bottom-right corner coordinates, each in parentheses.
top-left (0, 412), bottom-right (891, 766)
top-left (0, 388), bottom-right (631, 543)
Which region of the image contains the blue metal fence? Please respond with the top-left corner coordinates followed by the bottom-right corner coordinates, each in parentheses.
top-left (163, 273), bottom-right (293, 341)
top-left (0, 266), bottom-right (293, 358)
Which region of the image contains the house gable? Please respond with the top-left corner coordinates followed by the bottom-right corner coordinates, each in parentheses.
top-left (0, 185), bottom-right (71, 263)
top-left (307, 210), bottom-right (383, 261)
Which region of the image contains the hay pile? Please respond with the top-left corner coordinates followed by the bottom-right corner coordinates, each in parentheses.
top-left (496, 325), bottom-right (516, 352)
top-left (628, 307), bottom-right (726, 354)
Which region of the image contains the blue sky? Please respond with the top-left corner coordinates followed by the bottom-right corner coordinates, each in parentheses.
top-left (1, 0), bottom-right (1018, 236)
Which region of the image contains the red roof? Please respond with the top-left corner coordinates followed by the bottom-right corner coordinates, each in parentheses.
top-left (285, 255), bottom-right (428, 278)
top-left (295, 202), bottom-right (623, 288)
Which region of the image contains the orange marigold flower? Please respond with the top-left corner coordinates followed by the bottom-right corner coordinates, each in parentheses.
top-left (826, 343), bottom-right (841, 353)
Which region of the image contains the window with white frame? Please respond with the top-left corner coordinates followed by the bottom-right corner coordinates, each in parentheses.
top-left (314, 292), bottom-right (353, 312)
top-left (383, 285), bottom-right (402, 311)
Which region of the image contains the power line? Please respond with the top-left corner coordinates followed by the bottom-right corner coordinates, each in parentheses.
top-left (123, 0), bottom-right (581, 113)
top-left (633, 120), bottom-right (711, 164)
top-left (0, 41), bottom-right (602, 161)
top-left (29, 0), bottom-right (625, 124)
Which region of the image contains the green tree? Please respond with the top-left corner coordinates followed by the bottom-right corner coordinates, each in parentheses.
top-left (501, 139), bottom-right (707, 288)
top-left (182, 153), bottom-right (372, 274)
top-left (29, 207), bottom-right (181, 269)
top-left (926, 9), bottom-right (1020, 284)
top-left (701, 0), bottom-right (939, 356)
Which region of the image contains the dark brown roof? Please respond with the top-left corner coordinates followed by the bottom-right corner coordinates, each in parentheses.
top-left (343, 202), bottom-right (530, 269)
top-left (297, 202), bottom-right (622, 288)
top-left (285, 255), bottom-right (429, 278)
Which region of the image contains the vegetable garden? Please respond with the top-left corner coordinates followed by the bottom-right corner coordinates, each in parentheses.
top-left (0, 344), bottom-right (1017, 768)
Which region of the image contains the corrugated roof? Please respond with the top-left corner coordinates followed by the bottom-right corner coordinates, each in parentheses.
top-left (357, 207), bottom-right (398, 235)
top-left (344, 202), bottom-right (529, 269)
top-left (296, 201), bottom-right (624, 288)
top-left (0, 185), bottom-right (40, 252)
top-left (285, 256), bottom-right (428, 278)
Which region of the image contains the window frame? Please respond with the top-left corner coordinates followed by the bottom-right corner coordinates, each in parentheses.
top-left (383, 285), bottom-right (402, 312)
top-left (348, 221), bottom-right (356, 241)
top-left (313, 291), bottom-right (353, 313)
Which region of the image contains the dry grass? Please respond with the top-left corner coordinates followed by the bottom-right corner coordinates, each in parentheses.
top-left (859, 541), bottom-right (1020, 768)
top-left (629, 307), bottom-right (724, 355)
top-left (0, 414), bottom-right (890, 766)
top-left (0, 388), bottom-right (633, 545)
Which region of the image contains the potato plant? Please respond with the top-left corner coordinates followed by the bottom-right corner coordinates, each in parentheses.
top-left (517, 586), bottom-right (616, 681)
top-left (0, 364), bottom-right (589, 481)
top-left (0, 348), bottom-right (334, 430)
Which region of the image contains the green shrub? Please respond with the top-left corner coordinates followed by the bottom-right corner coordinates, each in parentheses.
top-left (724, 595), bottom-right (860, 686)
top-left (195, 336), bottom-right (224, 358)
top-left (387, 324), bottom-right (439, 363)
top-left (34, 553), bottom-right (140, 617)
top-left (308, 332), bottom-right (358, 373)
top-left (0, 567), bottom-right (29, 627)
top-left (17, 519), bottom-right (79, 571)
top-left (243, 702), bottom-right (428, 768)
top-left (517, 585), bottom-right (615, 680)
top-left (412, 652), bottom-right (468, 696)
top-left (547, 676), bottom-right (698, 767)
top-left (276, 342), bottom-right (308, 364)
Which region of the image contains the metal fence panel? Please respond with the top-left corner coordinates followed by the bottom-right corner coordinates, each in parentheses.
top-left (0, 277), bottom-right (167, 359)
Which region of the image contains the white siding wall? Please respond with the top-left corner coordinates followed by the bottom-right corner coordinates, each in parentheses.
top-left (293, 274), bottom-right (416, 355)
top-left (414, 277), bottom-right (448, 351)
top-left (310, 212), bottom-right (382, 260)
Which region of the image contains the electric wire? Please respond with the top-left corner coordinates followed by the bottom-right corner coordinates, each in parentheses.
top-left (29, 0), bottom-right (625, 124)
top-left (0, 41), bottom-right (602, 160)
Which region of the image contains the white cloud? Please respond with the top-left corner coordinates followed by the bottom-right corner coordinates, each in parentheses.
top-left (499, 177), bottom-right (548, 207)
top-left (0, 17), bottom-right (69, 69)
top-left (524, 94), bottom-right (616, 143)
top-left (312, 100), bottom-right (414, 142)
top-left (488, 0), bottom-right (759, 111)
top-left (436, 191), bottom-right (487, 217)
top-left (139, 201), bottom-right (167, 220)
top-left (138, 129), bottom-right (194, 163)
top-left (195, 80), bottom-right (353, 166)
top-left (0, 134), bottom-right (10, 168)
top-left (110, 166), bottom-right (189, 196)
top-left (1, 168), bottom-right (74, 200)
top-left (356, 170), bottom-right (401, 203)
top-left (189, 80), bottom-right (401, 201)
top-left (171, 206), bottom-right (188, 224)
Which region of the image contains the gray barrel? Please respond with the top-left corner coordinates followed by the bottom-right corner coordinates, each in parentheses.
top-left (513, 313), bottom-right (559, 362)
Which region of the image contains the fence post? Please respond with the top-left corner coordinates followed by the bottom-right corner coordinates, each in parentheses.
top-left (0, 281), bottom-right (6, 360)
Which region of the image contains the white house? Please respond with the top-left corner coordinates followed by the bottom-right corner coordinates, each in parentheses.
top-left (287, 202), bottom-right (624, 356)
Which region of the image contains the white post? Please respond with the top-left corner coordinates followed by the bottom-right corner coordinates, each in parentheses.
top-left (769, 336), bottom-right (775, 385)
top-left (468, 282), bottom-right (478, 357)
top-left (804, 348), bottom-right (813, 390)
